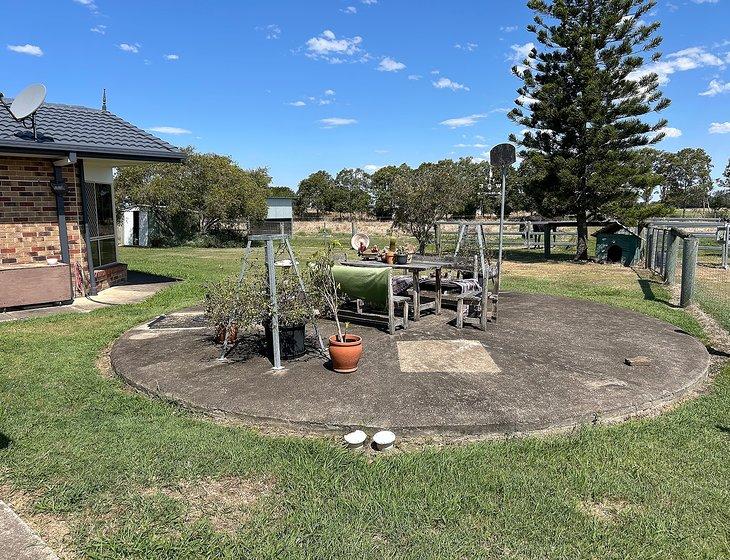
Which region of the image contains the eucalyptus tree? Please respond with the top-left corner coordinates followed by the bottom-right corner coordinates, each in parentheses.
top-left (509, 0), bottom-right (670, 260)
top-left (656, 148), bottom-right (714, 213)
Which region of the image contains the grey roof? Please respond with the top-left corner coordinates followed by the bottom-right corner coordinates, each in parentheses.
top-left (0, 101), bottom-right (185, 162)
top-left (593, 221), bottom-right (640, 237)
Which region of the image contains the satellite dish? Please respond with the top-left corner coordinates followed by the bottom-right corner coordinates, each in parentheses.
top-left (0, 83), bottom-right (47, 139)
top-left (9, 84), bottom-right (46, 120)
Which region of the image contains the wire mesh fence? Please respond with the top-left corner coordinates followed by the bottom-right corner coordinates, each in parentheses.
top-left (645, 219), bottom-right (729, 331)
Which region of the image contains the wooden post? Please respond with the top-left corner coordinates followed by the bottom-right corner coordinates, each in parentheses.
top-left (722, 223), bottom-right (729, 270)
top-left (664, 229), bottom-right (679, 285)
top-left (435, 222), bottom-right (441, 256)
top-left (645, 227), bottom-right (654, 269)
top-left (544, 224), bottom-right (552, 258)
top-left (679, 237), bottom-right (698, 308)
top-left (650, 228), bottom-right (659, 272)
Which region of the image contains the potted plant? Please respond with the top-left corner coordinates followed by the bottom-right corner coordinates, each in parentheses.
top-left (385, 233), bottom-right (397, 264)
top-left (264, 269), bottom-right (314, 360)
top-left (309, 247), bottom-right (363, 373)
top-left (205, 276), bottom-right (266, 344)
top-left (395, 245), bottom-right (409, 265)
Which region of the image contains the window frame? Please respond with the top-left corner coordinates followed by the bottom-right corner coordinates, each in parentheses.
top-left (86, 181), bottom-right (118, 268)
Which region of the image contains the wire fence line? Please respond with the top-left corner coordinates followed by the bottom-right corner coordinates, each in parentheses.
top-left (644, 218), bottom-right (729, 332)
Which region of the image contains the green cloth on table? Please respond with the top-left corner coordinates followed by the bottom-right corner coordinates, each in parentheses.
top-left (332, 264), bottom-right (390, 309)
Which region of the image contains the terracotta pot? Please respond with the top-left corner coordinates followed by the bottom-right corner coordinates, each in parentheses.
top-left (384, 251), bottom-right (395, 265)
top-left (328, 334), bottom-right (363, 373)
top-left (215, 323), bottom-right (238, 344)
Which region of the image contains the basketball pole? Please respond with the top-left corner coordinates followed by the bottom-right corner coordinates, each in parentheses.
top-left (497, 166), bottom-right (507, 293)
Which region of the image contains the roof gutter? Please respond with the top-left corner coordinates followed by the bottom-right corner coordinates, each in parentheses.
top-left (0, 144), bottom-right (186, 163)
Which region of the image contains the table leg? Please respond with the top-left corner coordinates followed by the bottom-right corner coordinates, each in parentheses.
top-left (435, 267), bottom-right (442, 314)
top-left (412, 269), bottom-right (421, 321)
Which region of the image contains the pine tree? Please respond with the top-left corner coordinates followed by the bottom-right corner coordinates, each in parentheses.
top-left (509, 0), bottom-right (670, 260)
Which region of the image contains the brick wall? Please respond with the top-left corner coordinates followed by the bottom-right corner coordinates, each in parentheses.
top-left (94, 263), bottom-right (128, 291)
top-left (0, 156), bottom-right (89, 293)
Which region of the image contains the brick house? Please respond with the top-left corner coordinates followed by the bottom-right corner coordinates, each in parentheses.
top-left (0, 100), bottom-right (184, 310)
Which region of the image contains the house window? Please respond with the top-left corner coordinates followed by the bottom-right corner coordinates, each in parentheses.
top-left (85, 182), bottom-right (117, 267)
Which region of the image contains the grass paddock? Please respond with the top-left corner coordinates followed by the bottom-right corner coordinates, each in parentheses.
top-left (0, 241), bottom-right (728, 559)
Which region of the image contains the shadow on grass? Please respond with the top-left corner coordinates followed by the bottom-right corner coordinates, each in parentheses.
top-left (0, 432), bottom-right (12, 450)
top-left (637, 277), bottom-right (677, 308)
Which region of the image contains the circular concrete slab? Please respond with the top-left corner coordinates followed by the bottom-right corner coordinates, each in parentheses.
top-left (110, 293), bottom-right (709, 437)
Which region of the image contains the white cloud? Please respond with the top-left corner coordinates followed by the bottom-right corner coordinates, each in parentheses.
top-left (73, 0), bottom-right (98, 13)
top-left (691, 0), bottom-right (719, 3)
top-left (363, 164), bottom-right (381, 172)
top-left (454, 143), bottom-right (488, 148)
top-left (700, 79), bottom-right (730, 96)
top-left (7, 44), bottom-right (43, 57)
top-left (432, 77), bottom-right (470, 91)
top-left (164, 54), bottom-right (179, 61)
top-left (501, 25), bottom-right (518, 33)
top-left (147, 126), bottom-right (191, 135)
top-left (118, 43), bottom-right (140, 53)
top-left (320, 117), bottom-right (357, 127)
top-left (439, 114), bottom-right (487, 128)
top-left (407, 74), bottom-right (422, 81)
top-left (510, 42), bottom-right (535, 64)
top-left (256, 24), bottom-right (281, 40)
top-left (362, 0), bottom-right (377, 4)
top-left (454, 42), bottom-right (478, 52)
top-left (374, 149), bottom-right (388, 154)
top-left (90, 25), bottom-right (106, 35)
top-left (287, 101), bottom-right (306, 107)
top-left (430, 69), bottom-right (440, 75)
top-left (659, 127), bottom-right (683, 138)
top-left (341, 6), bottom-right (357, 14)
top-left (324, 89), bottom-right (336, 96)
top-left (378, 56), bottom-right (406, 72)
top-left (630, 46), bottom-right (725, 84)
top-left (709, 122), bottom-right (730, 134)
top-left (305, 30), bottom-right (364, 63)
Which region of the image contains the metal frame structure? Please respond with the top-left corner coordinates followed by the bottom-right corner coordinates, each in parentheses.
top-left (219, 233), bottom-right (325, 369)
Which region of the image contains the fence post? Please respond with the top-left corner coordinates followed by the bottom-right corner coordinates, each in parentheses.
top-left (544, 224), bottom-right (552, 258)
top-left (435, 222), bottom-right (441, 256)
top-left (650, 228), bottom-right (659, 272)
top-left (664, 229), bottom-right (679, 285)
top-left (644, 226), bottom-right (653, 270)
top-left (722, 223), bottom-right (729, 270)
top-left (679, 236), bottom-right (698, 308)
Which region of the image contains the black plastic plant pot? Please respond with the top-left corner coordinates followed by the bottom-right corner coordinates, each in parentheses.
top-left (265, 322), bottom-right (307, 360)
top-left (395, 254), bottom-right (408, 265)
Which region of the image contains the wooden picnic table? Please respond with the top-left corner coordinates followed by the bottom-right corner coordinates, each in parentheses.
top-left (340, 259), bottom-right (451, 320)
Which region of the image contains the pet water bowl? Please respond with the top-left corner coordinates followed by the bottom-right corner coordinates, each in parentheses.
top-left (46, 257), bottom-right (58, 265)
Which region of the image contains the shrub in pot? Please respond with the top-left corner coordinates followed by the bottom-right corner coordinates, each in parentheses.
top-left (309, 246), bottom-right (363, 373)
top-left (205, 276), bottom-right (266, 344)
top-left (395, 245), bottom-right (408, 265)
top-left (263, 269), bottom-right (314, 360)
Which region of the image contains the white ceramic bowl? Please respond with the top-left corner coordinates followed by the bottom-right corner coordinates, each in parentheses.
top-left (343, 429), bottom-right (367, 449)
top-left (46, 257), bottom-right (58, 265)
top-left (372, 430), bottom-right (396, 451)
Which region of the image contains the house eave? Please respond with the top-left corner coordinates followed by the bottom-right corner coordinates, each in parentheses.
top-left (0, 142), bottom-right (185, 163)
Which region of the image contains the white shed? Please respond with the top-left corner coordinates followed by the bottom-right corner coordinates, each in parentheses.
top-left (121, 207), bottom-right (150, 247)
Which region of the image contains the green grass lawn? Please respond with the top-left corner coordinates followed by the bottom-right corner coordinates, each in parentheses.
top-left (1, 243), bottom-right (728, 559)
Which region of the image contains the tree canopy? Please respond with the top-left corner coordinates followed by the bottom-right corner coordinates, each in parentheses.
top-left (509, 0), bottom-right (670, 259)
top-left (115, 147), bottom-right (269, 242)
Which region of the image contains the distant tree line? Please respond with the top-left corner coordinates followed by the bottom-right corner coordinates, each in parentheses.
top-left (294, 149), bottom-right (728, 252)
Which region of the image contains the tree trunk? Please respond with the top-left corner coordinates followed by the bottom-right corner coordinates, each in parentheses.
top-left (575, 210), bottom-right (589, 261)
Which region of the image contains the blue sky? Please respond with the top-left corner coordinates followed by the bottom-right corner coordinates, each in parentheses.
top-left (2, 0), bottom-right (729, 187)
